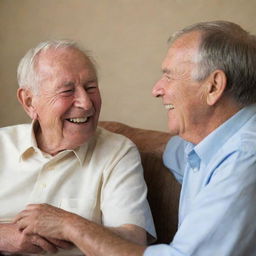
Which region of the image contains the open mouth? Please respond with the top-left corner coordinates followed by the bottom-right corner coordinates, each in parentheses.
top-left (66, 117), bottom-right (90, 124)
top-left (165, 104), bottom-right (174, 110)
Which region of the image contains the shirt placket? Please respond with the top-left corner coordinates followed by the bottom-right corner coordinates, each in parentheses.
top-left (178, 149), bottom-right (201, 225)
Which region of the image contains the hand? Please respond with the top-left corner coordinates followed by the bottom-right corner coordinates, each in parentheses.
top-left (0, 223), bottom-right (58, 254)
top-left (46, 238), bottom-right (74, 250)
top-left (14, 203), bottom-right (74, 241)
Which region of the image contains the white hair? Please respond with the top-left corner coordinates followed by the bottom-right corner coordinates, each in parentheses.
top-left (17, 40), bottom-right (96, 93)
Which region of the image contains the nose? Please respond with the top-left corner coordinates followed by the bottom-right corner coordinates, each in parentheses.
top-left (152, 78), bottom-right (165, 98)
top-left (74, 87), bottom-right (93, 110)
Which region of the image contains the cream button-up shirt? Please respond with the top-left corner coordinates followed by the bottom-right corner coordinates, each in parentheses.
top-left (0, 123), bottom-right (156, 255)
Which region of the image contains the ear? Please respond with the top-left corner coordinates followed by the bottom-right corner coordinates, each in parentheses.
top-left (205, 70), bottom-right (227, 106)
top-left (17, 87), bottom-right (38, 120)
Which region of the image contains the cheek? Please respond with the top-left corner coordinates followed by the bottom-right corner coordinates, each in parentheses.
top-left (174, 86), bottom-right (196, 108)
top-left (97, 98), bottom-right (102, 111)
top-left (39, 103), bottom-right (70, 127)
top-left (53, 98), bottom-right (73, 114)
top-left (92, 94), bottom-right (102, 111)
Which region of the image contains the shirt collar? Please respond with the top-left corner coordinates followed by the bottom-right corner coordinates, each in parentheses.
top-left (19, 120), bottom-right (89, 165)
top-left (19, 120), bottom-right (40, 160)
top-left (194, 104), bottom-right (256, 166)
top-left (72, 142), bottom-right (89, 166)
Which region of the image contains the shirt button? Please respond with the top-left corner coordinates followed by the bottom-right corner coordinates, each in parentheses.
top-left (192, 168), bottom-right (199, 172)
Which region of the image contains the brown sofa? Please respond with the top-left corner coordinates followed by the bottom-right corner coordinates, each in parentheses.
top-left (99, 121), bottom-right (181, 244)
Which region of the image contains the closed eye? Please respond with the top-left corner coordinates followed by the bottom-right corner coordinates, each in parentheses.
top-left (87, 86), bottom-right (96, 90)
top-left (61, 89), bottom-right (74, 95)
top-left (85, 83), bottom-right (98, 93)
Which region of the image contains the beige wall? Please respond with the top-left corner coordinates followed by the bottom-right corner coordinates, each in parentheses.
top-left (1, 0), bottom-right (256, 131)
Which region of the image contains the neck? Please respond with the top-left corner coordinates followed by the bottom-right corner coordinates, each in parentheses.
top-left (183, 99), bottom-right (242, 144)
top-left (35, 127), bottom-right (64, 156)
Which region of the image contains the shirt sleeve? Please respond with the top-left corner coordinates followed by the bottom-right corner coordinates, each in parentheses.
top-left (145, 149), bottom-right (256, 256)
top-left (100, 141), bottom-right (156, 238)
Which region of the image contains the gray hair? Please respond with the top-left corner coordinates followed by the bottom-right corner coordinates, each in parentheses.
top-left (17, 40), bottom-right (97, 93)
top-left (169, 21), bottom-right (256, 106)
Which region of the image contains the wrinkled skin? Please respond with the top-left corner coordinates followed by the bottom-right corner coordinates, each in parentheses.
top-left (14, 204), bottom-right (147, 256)
top-left (14, 204), bottom-right (74, 241)
top-left (0, 222), bottom-right (73, 254)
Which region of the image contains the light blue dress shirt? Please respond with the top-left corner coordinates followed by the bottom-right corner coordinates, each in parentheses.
top-left (144, 104), bottom-right (256, 256)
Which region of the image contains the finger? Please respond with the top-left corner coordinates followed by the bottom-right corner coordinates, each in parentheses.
top-left (46, 238), bottom-right (74, 249)
top-left (26, 203), bottom-right (44, 210)
top-left (13, 208), bottom-right (34, 224)
top-left (24, 244), bottom-right (45, 254)
top-left (13, 211), bottom-right (27, 223)
top-left (15, 218), bottom-right (29, 231)
top-left (15, 219), bottom-right (35, 235)
top-left (31, 235), bottom-right (58, 254)
top-left (14, 204), bottom-right (42, 223)
top-left (22, 224), bottom-right (35, 235)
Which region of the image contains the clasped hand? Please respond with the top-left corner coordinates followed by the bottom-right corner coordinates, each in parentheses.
top-left (12, 203), bottom-right (74, 254)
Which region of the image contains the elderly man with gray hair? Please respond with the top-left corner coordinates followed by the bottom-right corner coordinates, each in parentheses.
top-left (15, 20), bottom-right (256, 256)
top-left (0, 40), bottom-right (156, 255)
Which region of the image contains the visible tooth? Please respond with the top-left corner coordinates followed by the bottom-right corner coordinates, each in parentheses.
top-left (69, 117), bottom-right (88, 123)
top-left (165, 104), bottom-right (174, 110)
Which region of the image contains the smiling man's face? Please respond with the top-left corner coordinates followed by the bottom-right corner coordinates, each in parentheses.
top-left (152, 31), bottom-right (210, 142)
top-left (31, 47), bottom-right (101, 154)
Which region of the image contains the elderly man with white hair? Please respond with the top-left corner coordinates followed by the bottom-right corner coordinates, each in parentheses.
top-left (0, 40), bottom-right (155, 255)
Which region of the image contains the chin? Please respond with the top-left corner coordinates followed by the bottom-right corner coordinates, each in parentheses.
top-left (167, 126), bottom-right (179, 137)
